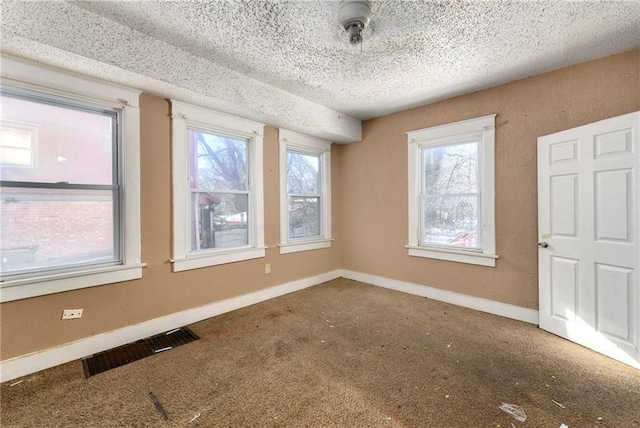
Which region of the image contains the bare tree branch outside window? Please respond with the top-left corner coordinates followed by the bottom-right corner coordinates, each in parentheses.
top-left (422, 138), bottom-right (481, 248)
top-left (189, 129), bottom-right (249, 251)
top-left (286, 150), bottom-right (321, 239)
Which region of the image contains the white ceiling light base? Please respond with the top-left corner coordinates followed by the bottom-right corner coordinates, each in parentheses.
top-left (337, 0), bottom-right (372, 45)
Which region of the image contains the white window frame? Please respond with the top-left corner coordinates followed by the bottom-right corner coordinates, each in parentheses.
top-left (171, 101), bottom-right (265, 271)
top-left (0, 56), bottom-right (144, 303)
top-left (0, 120), bottom-right (40, 168)
top-left (407, 114), bottom-right (498, 267)
top-left (279, 129), bottom-right (332, 254)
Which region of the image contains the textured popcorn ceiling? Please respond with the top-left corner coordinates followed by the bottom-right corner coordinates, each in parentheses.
top-left (1, 1), bottom-right (639, 143)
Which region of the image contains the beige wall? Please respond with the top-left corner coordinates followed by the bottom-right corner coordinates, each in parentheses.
top-left (338, 49), bottom-right (639, 309)
top-left (0, 95), bottom-right (343, 360)
top-left (1, 50), bottom-right (638, 362)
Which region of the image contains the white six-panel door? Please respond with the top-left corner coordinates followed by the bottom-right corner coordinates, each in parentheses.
top-left (538, 111), bottom-right (640, 369)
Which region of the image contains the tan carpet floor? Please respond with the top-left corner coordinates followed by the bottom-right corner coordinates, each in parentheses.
top-left (1, 278), bottom-right (639, 427)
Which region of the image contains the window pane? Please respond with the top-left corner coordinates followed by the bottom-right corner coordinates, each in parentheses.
top-left (422, 195), bottom-right (479, 248)
top-left (0, 95), bottom-right (114, 184)
top-left (191, 192), bottom-right (248, 250)
top-left (1, 187), bottom-right (116, 274)
top-left (1, 126), bottom-right (32, 148)
top-left (287, 151), bottom-right (319, 194)
top-left (423, 139), bottom-right (479, 195)
top-left (289, 197), bottom-right (320, 239)
top-left (189, 129), bottom-right (247, 191)
top-left (0, 147), bottom-right (32, 167)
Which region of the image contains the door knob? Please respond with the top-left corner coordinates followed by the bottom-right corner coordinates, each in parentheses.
top-left (538, 241), bottom-right (549, 248)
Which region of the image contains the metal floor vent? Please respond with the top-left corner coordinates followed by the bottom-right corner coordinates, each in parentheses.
top-left (82, 327), bottom-right (199, 378)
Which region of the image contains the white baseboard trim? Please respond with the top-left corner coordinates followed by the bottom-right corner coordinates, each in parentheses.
top-left (340, 269), bottom-right (539, 325)
top-left (0, 269), bottom-right (341, 383)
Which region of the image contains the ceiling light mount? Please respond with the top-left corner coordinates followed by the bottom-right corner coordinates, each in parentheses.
top-left (338, 0), bottom-right (372, 45)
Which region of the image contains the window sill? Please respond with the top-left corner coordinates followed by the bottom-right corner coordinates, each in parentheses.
top-left (406, 245), bottom-right (498, 267)
top-left (279, 239), bottom-right (332, 254)
top-left (172, 246), bottom-right (266, 272)
top-left (0, 263), bottom-right (146, 303)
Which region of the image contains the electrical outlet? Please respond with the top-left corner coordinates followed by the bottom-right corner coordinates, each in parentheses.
top-left (264, 263), bottom-right (271, 274)
top-left (62, 309), bottom-right (83, 320)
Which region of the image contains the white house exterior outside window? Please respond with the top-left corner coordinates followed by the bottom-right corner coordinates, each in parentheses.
top-left (171, 101), bottom-right (265, 271)
top-left (0, 56), bottom-right (143, 302)
top-left (407, 114), bottom-right (497, 267)
top-left (0, 121), bottom-right (39, 168)
top-left (279, 129), bottom-right (332, 254)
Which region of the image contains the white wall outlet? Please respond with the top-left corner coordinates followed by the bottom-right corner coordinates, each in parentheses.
top-left (264, 263), bottom-right (271, 274)
top-left (62, 309), bottom-right (83, 320)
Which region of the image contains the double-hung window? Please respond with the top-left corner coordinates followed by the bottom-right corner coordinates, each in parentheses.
top-left (0, 56), bottom-right (142, 302)
top-left (279, 129), bottom-right (332, 254)
top-left (171, 101), bottom-right (265, 271)
top-left (407, 114), bottom-right (497, 267)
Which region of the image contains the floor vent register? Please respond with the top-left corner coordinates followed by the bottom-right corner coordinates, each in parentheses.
top-left (82, 327), bottom-right (200, 378)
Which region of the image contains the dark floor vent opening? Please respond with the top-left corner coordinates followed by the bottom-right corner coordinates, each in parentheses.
top-left (82, 327), bottom-right (199, 378)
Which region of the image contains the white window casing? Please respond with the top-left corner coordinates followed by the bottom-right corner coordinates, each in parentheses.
top-left (407, 114), bottom-right (498, 267)
top-left (0, 56), bottom-right (144, 302)
top-left (171, 101), bottom-right (265, 271)
top-left (279, 129), bottom-right (332, 254)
